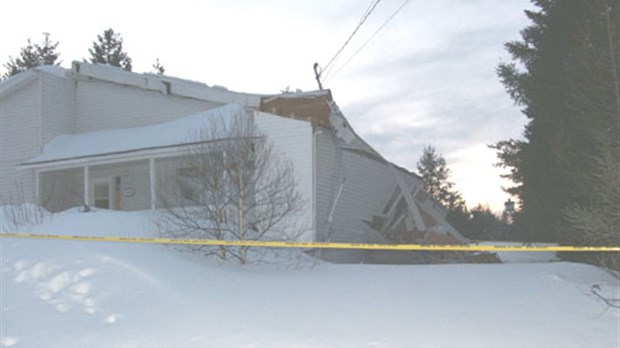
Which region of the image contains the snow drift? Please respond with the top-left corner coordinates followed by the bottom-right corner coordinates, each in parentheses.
top-left (1, 208), bottom-right (618, 347)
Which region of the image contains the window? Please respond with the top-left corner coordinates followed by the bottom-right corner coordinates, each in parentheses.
top-left (177, 167), bottom-right (201, 178)
top-left (177, 167), bottom-right (201, 202)
top-left (94, 182), bottom-right (110, 209)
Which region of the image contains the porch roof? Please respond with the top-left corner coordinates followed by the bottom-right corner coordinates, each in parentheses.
top-left (21, 104), bottom-right (248, 169)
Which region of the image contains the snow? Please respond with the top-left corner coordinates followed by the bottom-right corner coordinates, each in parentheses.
top-left (262, 89), bottom-right (331, 102)
top-left (1, 209), bottom-right (619, 347)
top-left (22, 104), bottom-right (249, 165)
top-left (474, 241), bottom-right (561, 263)
top-left (33, 65), bottom-right (68, 78)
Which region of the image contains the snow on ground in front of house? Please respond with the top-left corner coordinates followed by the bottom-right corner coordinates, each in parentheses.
top-left (474, 241), bottom-right (561, 263)
top-left (1, 209), bottom-right (619, 347)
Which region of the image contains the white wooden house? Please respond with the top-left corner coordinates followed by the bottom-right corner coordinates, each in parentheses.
top-left (0, 62), bottom-right (466, 262)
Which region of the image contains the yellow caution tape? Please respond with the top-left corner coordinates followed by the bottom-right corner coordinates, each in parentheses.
top-left (1, 233), bottom-right (619, 252)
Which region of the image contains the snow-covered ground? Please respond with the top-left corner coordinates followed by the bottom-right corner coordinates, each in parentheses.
top-left (473, 241), bottom-right (561, 264)
top-left (1, 208), bottom-right (619, 347)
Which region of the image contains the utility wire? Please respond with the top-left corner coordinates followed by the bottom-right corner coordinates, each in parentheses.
top-left (325, 0), bottom-right (412, 85)
top-left (321, 0), bottom-right (382, 81)
top-left (321, 0), bottom-right (378, 80)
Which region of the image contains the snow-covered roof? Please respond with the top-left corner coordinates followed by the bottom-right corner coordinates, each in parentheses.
top-left (2, 62), bottom-right (263, 107)
top-left (1, 66), bottom-right (68, 99)
top-left (34, 65), bottom-right (69, 78)
top-left (71, 62), bottom-right (263, 107)
top-left (261, 89), bottom-right (331, 103)
top-left (0, 70), bottom-right (38, 99)
top-left (22, 104), bottom-right (249, 167)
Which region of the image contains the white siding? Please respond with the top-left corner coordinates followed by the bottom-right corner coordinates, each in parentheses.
top-left (89, 161), bottom-right (151, 211)
top-left (329, 149), bottom-right (396, 243)
top-left (41, 72), bottom-right (75, 143)
top-left (40, 161), bottom-right (153, 212)
top-left (0, 80), bottom-right (42, 204)
top-left (314, 130), bottom-right (395, 243)
top-left (315, 131), bottom-right (405, 262)
top-left (75, 80), bottom-right (218, 132)
top-left (314, 130), bottom-right (340, 241)
top-left (40, 168), bottom-right (82, 212)
top-left (255, 112), bottom-right (314, 241)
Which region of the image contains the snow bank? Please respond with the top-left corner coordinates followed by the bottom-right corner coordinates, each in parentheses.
top-left (475, 241), bottom-right (560, 263)
top-left (0, 204), bottom-right (52, 233)
top-left (1, 210), bottom-right (618, 347)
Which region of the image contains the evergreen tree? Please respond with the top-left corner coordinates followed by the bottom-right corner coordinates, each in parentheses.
top-left (493, 0), bottom-right (619, 253)
top-left (3, 33), bottom-right (60, 78)
top-left (494, 0), bottom-right (571, 242)
top-left (558, 0), bottom-right (619, 269)
top-left (152, 58), bottom-right (165, 75)
top-left (466, 205), bottom-right (505, 240)
top-left (87, 28), bottom-right (132, 71)
top-left (416, 146), bottom-right (470, 236)
top-left (416, 145), bottom-right (464, 212)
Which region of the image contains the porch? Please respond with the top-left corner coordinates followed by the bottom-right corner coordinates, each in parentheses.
top-left (31, 157), bottom-right (185, 213)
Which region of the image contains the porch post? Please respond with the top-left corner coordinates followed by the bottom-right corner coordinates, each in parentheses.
top-left (84, 166), bottom-right (90, 207)
top-left (35, 170), bottom-right (40, 206)
top-left (149, 158), bottom-right (156, 210)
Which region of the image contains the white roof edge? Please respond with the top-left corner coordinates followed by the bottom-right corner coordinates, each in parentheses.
top-left (70, 61), bottom-right (263, 107)
top-left (18, 144), bottom-right (194, 171)
top-left (34, 65), bottom-right (69, 78)
top-left (262, 89), bottom-right (331, 103)
top-left (0, 70), bottom-right (38, 99)
top-left (1, 65), bottom-right (71, 99)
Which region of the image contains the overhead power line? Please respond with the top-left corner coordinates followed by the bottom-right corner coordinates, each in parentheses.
top-left (324, 0), bottom-right (412, 85)
top-left (320, 0), bottom-right (383, 81)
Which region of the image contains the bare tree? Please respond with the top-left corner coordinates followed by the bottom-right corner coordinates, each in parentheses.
top-left (158, 112), bottom-right (305, 264)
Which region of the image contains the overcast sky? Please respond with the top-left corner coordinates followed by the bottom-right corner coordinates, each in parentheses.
top-left (0, 0), bottom-right (533, 212)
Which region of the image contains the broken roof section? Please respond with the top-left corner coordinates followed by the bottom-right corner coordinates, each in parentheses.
top-left (260, 90), bottom-right (333, 128)
top-left (260, 90), bottom-right (383, 160)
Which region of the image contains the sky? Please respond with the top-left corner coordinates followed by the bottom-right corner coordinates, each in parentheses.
top-left (0, 0), bottom-right (534, 212)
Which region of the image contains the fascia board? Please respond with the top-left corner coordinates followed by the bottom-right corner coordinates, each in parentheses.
top-left (18, 145), bottom-right (193, 172)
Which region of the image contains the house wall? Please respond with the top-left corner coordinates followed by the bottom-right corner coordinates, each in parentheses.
top-left (1, 66), bottom-right (255, 209)
top-left (154, 156), bottom-right (186, 208)
top-left (40, 160), bottom-right (153, 212)
top-left (40, 168), bottom-right (83, 212)
top-left (330, 149), bottom-right (396, 243)
top-left (75, 80), bottom-right (218, 132)
top-left (255, 112), bottom-right (314, 241)
top-left (315, 131), bottom-right (396, 243)
top-left (0, 79), bottom-right (42, 204)
top-left (315, 130), bottom-right (412, 262)
top-left (314, 129), bottom-right (340, 242)
top-left (41, 72), bottom-right (76, 144)
top-left (88, 160), bottom-right (151, 211)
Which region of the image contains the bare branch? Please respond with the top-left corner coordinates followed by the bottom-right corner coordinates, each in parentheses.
top-left (157, 109), bottom-right (306, 264)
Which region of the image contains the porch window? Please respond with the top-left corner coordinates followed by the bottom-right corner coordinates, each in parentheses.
top-left (177, 167), bottom-right (201, 202)
top-left (94, 182), bottom-right (110, 209)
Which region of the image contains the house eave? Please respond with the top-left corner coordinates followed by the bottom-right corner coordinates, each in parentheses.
top-left (18, 143), bottom-right (197, 171)
top-left (70, 61), bottom-right (263, 107)
top-left (0, 70), bottom-right (38, 100)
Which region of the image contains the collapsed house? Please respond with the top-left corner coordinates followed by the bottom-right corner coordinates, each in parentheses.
top-left (0, 62), bottom-right (467, 263)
